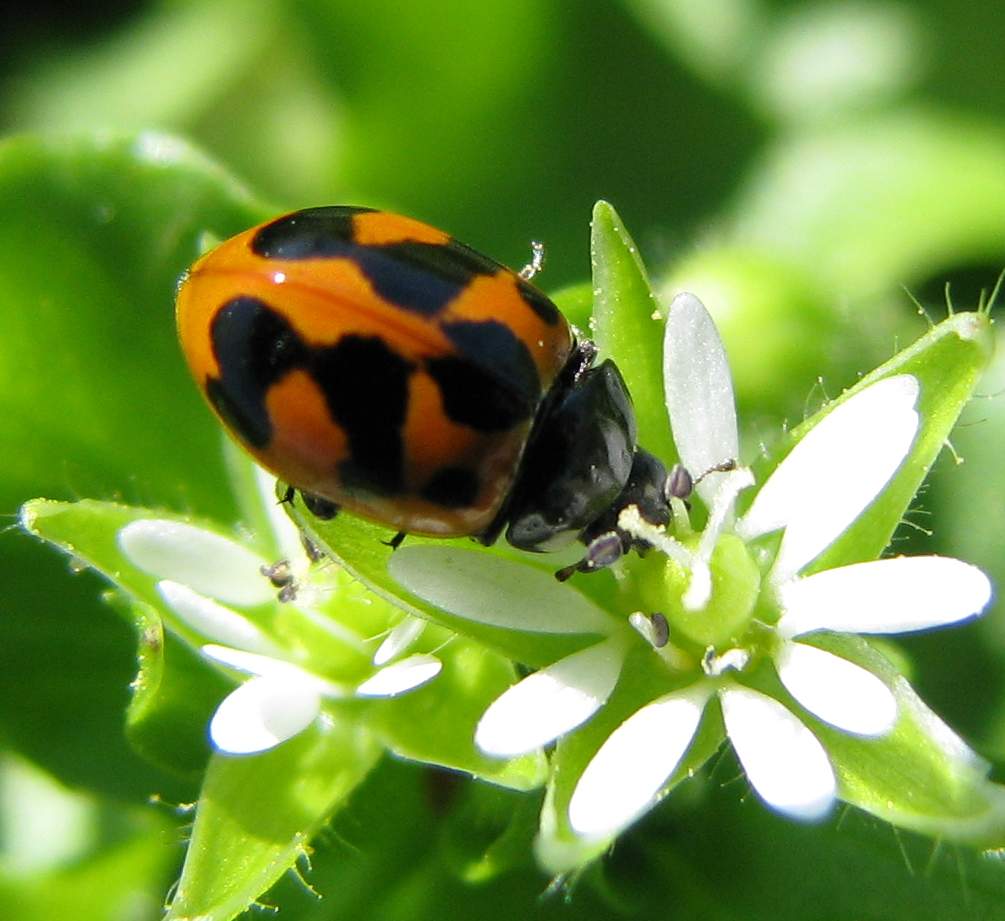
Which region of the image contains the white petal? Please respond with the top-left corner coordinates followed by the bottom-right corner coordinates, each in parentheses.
top-left (738, 375), bottom-right (919, 581)
top-left (568, 686), bottom-right (709, 838)
top-left (373, 617), bottom-right (426, 666)
top-left (209, 675), bottom-right (321, 754)
top-left (157, 581), bottom-right (280, 654)
top-left (119, 519), bottom-right (273, 606)
top-left (777, 556), bottom-right (993, 638)
top-left (355, 654), bottom-right (441, 697)
top-left (663, 292), bottom-right (740, 507)
top-left (720, 685), bottom-right (835, 820)
top-left (200, 644), bottom-right (349, 697)
top-left (475, 638), bottom-right (627, 757)
top-left (776, 641), bottom-right (897, 736)
top-left (389, 546), bottom-right (614, 634)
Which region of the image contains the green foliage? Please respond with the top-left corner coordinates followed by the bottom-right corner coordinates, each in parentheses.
top-left (590, 200), bottom-right (676, 463)
top-left (166, 722), bottom-right (382, 921)
top-left (5, 1), bottom-right (1005, 918)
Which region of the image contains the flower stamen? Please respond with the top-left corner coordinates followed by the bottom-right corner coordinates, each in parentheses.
top-left (617, 505), bottom-right (691, 567)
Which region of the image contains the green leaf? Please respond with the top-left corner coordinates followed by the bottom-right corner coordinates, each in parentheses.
top-left (0, 534), bottom-right (182, 800)
top-left (11, 2), bottom-right (274, 132)
top-left (0, 133), bottom-right (269, 520)
top-left (8, 1), bottom-right (340, 203)
top-left (0, 132), bottom-right (268, 796)
top-left (801, 311), bottom-right (994, 574)
top-left (624, 0), bottom-right (761, 87)
top-left (733, 110), bottom-right (1005, 297)
top-left (165, 719), bottom-right (382, 921)
top-left (746, 3), bottom-right (924, 124)
top-left (21, 499), bottom-right (236, 775)
top-left (111, 594), bottom-right (227, 778)
top-left (590, 201), bottom-right (677, 463)
top-left (797, 635), bottom-right (1005, 845)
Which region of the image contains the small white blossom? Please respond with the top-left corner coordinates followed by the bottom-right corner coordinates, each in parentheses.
top-left (566, 295), bottom-right (991, 833)
top-left (117, 471), bottom-right (441, 755)
top-left (199, 640), bottom-right (439, 754)
top-left (391, 292), bottom-right (993, 841)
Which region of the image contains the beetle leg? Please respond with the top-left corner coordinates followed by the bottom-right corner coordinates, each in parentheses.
top-left (382, 531), bottom-right (407, 550)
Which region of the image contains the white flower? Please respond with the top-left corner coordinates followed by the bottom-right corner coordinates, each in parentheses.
top-left (198, 641), bottom-right (439, 755)
top-left (117, 469), bottom-right (441, 755)
top-left (390, 292), bottom-right (992, 839)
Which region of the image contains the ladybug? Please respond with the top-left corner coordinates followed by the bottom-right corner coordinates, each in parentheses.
top-left (176, 206), bottom-right (671, 580)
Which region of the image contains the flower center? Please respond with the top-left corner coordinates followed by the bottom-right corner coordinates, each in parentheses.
top-left (628, 528), bottom-right (762, 655)
top-left (669, 533), bottom-right (761, 648)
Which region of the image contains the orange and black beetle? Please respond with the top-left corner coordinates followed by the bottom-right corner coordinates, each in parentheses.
top-left (176, 206), bottom-right (670, 579)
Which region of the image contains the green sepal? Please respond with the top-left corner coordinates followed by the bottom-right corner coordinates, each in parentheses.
top-left (769, 634), bottom-right (1005, 845)
top-left (751, 311), bottom-right (995, 574)
top-left (590, 201), bottom-right (677, 463)
top-left (366, 638), bottom-right (547, 791)
top-left (107, 593), bottom-right (224, 777)
top-left (165, 719), bottom-right (382, 921)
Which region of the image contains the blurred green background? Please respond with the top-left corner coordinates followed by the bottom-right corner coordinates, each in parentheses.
top-left (3, 0), bottom-right (1005, 918)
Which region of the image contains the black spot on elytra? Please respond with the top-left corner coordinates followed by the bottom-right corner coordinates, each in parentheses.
top-left (516, 278), bottom-right (562, 325)
top-left (251, 206), bottom-right (504, 316)
top-left (358, 241), bottom-right (497, 316)
top-left (251, 206), bottom-right (374, 258)
top-left (208, 298), bottom-right (413, 498)
top-left (426, 320), bottom-right (540, 431)
top-left (311, 335), bottom-right (414, 495)
top-left (208, 296), bottom-right (308, 448)
top-left (422, 467), bottom-right (480, 508)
